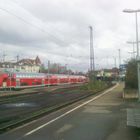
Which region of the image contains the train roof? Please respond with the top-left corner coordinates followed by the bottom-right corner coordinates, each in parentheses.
top-left (1, 71), bottom-right (86, 78)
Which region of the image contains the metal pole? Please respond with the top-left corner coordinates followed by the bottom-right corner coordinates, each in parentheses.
top-left (89, 26), bottom-right (93, 71)
top-left (118, 49), bottom-right (121, 68)
top-left (66, 64), bottom-right (69, 84)
top-left (48, 60), bottom-right (50, 88)
top-left (136, 12), bottom-right (139, 57)
top-left (89, 26), bottom-right (95, 79)
top-left (10, 73), bottom-right (11, 91)
top-left (123, 9), bottom-right (140, 100)
top-left (133, 42), bottom-right (135, 59)
top-left (135, 12), bottom-right (140, 101)
top-left (10, 63), bottom-right (12, 91)
top-left (114, 57), bottom-right (117, 68)
top-left (118, 49), bottom-right (121, 81)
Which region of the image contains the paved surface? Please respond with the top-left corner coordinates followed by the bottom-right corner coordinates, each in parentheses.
top-left (0, 83), bottom-right (139, 140)
top-left (127, 108), bottom-right (140, 127)
top-left (127, 99), bottom-right (140, 128)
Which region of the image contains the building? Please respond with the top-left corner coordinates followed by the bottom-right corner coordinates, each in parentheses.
top-left (95, 68), bottom-right (119, 80)
top-left (48, 63), bottom-right (68, 74)
top-left (119, 64), bottom-right (127, 80)
top-left (0, 56), bottom-right (41, 73)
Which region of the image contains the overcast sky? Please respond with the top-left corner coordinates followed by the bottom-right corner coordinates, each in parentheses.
top-left (0, 0), bottom-right (140, 72)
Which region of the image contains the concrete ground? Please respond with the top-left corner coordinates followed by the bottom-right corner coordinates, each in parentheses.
top-left (0, 83), bottom-right (139, 140)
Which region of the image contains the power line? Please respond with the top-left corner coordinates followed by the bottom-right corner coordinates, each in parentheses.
top-left (11, 0), bottom-right (88, 45)
top-left (0, 3), bottom-right (91, 70)
top-left (0, 7), bottom-right (69, 47)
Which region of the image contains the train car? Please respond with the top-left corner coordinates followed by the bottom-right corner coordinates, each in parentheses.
top-left (48, 74), bottom-right (58, 85)
top-left (57, 75), bottom-right (69, 84)
top-left (15, 73), bottom-right (46, 88)
top-left (68, 75), bottom-right (76, 83)
top-left (0, 71), bottom-right (8, 88)
top-left (0, 72), bottom-right (45, 89)
top-left (0, 71), bottom-right (88, 89)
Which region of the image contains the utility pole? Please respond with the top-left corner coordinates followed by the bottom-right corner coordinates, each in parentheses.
top-left (118, 49), bottom-right (121, 81)
top-left (118, 49), bottom-right (121, 68)
top-left (89, 26), bottom-right (95, 79)
top-left (2, 53), bottom-right (6, 62)
top-left (48, 60), bottom-right (50, 88)
top-left (123, 9), bottom-right (140, 101)
top-left (114, 57), bottom-right (117, 68)
top-left (16, 55), bottom-right (19, 62)
top-left (106, 56), bottom-right (109, 67)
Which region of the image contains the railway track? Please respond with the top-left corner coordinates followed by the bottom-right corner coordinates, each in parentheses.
top-left (0, 84), bottom-right (85, 104)
top-left (0, 84), bottom-right (113, 133)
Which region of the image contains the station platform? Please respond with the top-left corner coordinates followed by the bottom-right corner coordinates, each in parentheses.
top-left (127, 103), bottom-right (140, 128)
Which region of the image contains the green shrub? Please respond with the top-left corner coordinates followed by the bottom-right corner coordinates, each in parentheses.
top-left (81, 80), bottom-right (109, 92)
top-left (125, 59), bottom-right (138, 89)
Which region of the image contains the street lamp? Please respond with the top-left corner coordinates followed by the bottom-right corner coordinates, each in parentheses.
top-left (123, 9), bottom-right (140, 57)
top-left (123, 9), bottom-right (140, 100)
top-left (123, 9), bottom-right (140, 13)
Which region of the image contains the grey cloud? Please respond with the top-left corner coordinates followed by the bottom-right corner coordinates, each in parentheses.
top-left (0, 0), bottom-right (140, 72)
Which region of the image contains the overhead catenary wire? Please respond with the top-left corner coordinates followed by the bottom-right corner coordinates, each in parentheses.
top-left (0, 1), bottom-right (89, 48)
top-left (1, 1), bottom-right (123, 70)
top-left (11, 0), bottom-right (89, 44)
top-left (0, 7), bottom-right (69, 47)
top-left (0, 5), bottom-right (91, 65)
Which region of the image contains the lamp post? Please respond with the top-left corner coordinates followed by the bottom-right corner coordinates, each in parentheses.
top-left (123, 9), bottom-right (140, 100)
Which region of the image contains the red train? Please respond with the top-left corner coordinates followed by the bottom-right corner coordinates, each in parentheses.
top-left (0, 72), bottom-right (88, 89)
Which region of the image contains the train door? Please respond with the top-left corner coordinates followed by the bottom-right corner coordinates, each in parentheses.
top-left (57, 77), bottom-right (60, 85)
top-left (2, 77), bottom-right (8, 88)
top-left (16, 78), bottom-right (20, 87)
top-left (42, 79), bottom-right (45, 85)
